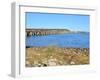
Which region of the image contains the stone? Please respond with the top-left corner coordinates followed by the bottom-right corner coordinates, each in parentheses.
top-left (48, 58), bottom-right (57, 66)
top-left (70, 61), bottom-right (75, 65)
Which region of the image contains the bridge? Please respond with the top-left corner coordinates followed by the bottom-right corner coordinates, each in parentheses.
top-left (26, 29), bottom-right (70, 37)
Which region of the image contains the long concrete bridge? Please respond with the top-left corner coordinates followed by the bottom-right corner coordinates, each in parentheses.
top-left (26, 29), bottom-right (70, 37)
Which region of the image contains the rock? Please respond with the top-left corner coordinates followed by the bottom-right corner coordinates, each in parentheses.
top-left (38, 64), bottom-right (41, 67)
top-left (26, 61), bottom-right (30, 65)
top-left (26, 61), bottom-right (32, 67)
top-left (70, 61), bottom-right (75, 65)
top-left (48, 58), bottom-right (57, 66)
top-left (48, 61), bottom-right (57, 66)
top-left (43, 64), bottom-right (47, 67)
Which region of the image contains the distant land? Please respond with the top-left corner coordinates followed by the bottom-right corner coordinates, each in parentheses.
top-left (26, 28), bottom-right (89, 36)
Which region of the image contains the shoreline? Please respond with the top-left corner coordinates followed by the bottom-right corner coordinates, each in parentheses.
top-left (26, 28), bottom-right (89, 36)
top-left (26, 46), bottom-right (89, 67)
top-left (26, 46), bottom-right (89, 49)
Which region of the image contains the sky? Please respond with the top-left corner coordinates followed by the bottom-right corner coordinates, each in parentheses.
top-left (26, 12), bottom-right (90, 32)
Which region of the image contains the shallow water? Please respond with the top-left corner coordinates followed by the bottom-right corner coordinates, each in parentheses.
top-left (26, 33), bottom-right (89, 48)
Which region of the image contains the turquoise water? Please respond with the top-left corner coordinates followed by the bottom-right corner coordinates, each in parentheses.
top-left (26, 33), bottom-right (89, 48)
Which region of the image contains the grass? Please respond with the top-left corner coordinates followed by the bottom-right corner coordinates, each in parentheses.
top-left (26, 46), bottom-right (89, 67)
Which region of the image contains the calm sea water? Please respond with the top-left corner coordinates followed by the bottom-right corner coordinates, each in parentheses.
top-left (26, 33), bottom-right (89, 48)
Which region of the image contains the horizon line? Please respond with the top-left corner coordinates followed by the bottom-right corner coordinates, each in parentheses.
top-left (26, 27), bottom-right (89, 32)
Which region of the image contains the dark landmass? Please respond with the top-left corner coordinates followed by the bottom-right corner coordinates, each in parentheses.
top-left (26, 28), bottom-right (89, 36)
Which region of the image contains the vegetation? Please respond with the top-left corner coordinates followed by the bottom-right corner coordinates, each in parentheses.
top-left (26, 46), bottom-right (89, 67)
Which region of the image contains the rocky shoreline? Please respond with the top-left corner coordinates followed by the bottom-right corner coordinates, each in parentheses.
top-left (26, 47), bottom-right (89, 67)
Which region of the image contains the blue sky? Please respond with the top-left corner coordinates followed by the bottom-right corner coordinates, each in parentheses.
top-left (26, 12), bottom-right (90, 32)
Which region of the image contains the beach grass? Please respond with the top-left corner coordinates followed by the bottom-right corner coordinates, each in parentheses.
top-left (26, 46), bottom-right (89, 67)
